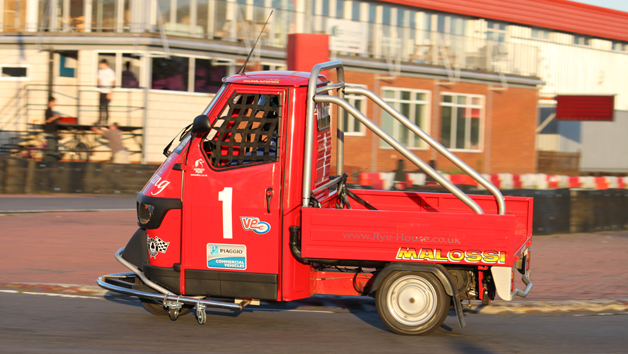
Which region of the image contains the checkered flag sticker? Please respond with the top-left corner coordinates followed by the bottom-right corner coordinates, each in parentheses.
top-left (147, 236), bottom-right (170, 258)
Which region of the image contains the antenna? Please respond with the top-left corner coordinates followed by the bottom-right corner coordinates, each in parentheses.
top-left (236, 10), bottom-right (273, 75)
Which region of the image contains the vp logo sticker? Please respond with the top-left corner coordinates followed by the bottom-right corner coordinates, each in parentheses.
top-left (240, 217), bottom-right (271, 234)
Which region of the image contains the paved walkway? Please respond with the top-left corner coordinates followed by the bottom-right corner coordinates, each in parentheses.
top-left (1, 199), bottom-right (627, 302)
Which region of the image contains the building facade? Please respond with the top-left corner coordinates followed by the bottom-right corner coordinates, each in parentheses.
top-left (1, 0), bottom-right (626, 174)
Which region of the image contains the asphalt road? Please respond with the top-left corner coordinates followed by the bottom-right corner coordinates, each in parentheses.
top-left (0, 196), bottom-right (136, 213)
top-left (0, 291), bottom-right (626, 354)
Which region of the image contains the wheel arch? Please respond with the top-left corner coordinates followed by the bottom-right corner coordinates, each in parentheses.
top-left (369, 262), bottom-right (455, 297)
top-left (369, 262), bottom-right (466, 328)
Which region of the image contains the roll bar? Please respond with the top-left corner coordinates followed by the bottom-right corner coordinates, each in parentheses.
top-left (302, 61), bottom-right (506, 215)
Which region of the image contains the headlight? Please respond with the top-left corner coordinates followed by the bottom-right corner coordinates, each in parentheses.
top-left (138, 203), bottom-right (154, 225)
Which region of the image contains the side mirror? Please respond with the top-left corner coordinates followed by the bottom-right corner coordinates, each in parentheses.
top-left (191, 115), bottom-right (211, 134)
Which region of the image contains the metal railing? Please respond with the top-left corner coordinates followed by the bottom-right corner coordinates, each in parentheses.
top-left (12, 0), bottom-right (539, 77)
top-left (303, 61), bottom-right (506, 215)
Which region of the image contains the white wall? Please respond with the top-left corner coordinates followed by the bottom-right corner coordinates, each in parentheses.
top-left (579, 111), bottom-right (628, 173)
top-left (145, 91), bottom-right (215, 163)
top-left (510, 25), bottom-right (628, 110)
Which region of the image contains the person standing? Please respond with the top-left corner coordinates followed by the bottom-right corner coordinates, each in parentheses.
top-left (121, 61), bottom-right (139, 88)
top-left (97, 59), bottom-right (115, 125)
top-left (44, 96), bottom-right (61, 161)
top-left (91, 123), bottom-right (129, 163)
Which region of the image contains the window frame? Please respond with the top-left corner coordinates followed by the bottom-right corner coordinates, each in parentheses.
top-left (440, 92), bottom-right (485, 152)
top-left (0, 65), bottom-right (30, 81)
top-left (486, 20), bottom-right (507, 43)
top-left (380, 86), bottom-right (431, 150)
top-left (342, 83), bottom-right (367, 137)
top-left (94, 51), bottom-right (144, 91)
top-left (148, 52), bottom-right (235, 94)
top-left (202, 89), bottom-right (285, 171)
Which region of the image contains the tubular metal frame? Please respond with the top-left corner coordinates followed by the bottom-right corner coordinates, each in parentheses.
top-left (303, 61), bottom-right (506, 215)
top-left (344, 86), bottom-right (506, 215)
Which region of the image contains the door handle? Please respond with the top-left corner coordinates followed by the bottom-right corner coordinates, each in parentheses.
top-left (265, 188), bottom-right (273, 213)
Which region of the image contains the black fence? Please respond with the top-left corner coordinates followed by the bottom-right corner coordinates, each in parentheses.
top-left (2, 157), bottom-right (627, 235)
top-left (0, 157), bottom-right (158, 195)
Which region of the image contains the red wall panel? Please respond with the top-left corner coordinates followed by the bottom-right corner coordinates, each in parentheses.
top-left (556, 95), bottom-right (615, 121)
top-left (380, 0), bottom-right (628, 42)
top-left (286, 34), bottom-right (330, 72)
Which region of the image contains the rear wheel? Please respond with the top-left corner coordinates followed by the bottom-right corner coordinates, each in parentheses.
top-left (375, 271), bottom-right (449, 335)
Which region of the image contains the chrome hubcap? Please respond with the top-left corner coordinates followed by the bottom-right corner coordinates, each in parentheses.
top-left (387, 275), bottom-right (437, 326)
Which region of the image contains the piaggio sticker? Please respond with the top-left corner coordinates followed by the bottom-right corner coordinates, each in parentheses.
top-left (240, 217), bottom-right (271, 234)
top-left (207, 243), bottom-right (247, 270)
top-left (147, 236), bottom-right (170, 258)
top-left (396, 247), bottom-right (506, 264)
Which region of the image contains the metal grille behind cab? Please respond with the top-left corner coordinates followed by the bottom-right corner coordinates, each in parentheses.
top-left (207, 92), bottom-right (281, 168)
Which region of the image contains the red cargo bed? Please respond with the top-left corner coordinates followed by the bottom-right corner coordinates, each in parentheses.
top-left (300, 189), bottom-right (533, 267)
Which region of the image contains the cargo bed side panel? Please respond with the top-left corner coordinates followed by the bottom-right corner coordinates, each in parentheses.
top-left (301, 208), bottom-right (519, 267)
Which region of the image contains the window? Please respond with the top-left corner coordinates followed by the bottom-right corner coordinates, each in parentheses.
top-left (351, 2), bottom-right (360, 21)
top-left (381, 88), bottom-right (429, 149)
top-left (261, 63), bottom-right (287, 71)
top-left (573, 35), bottom-right (590, 46)
top-left (97, 52), bottom-right (142, 89)
top-left (92, 0), bottom-right (117, 32)
top-left (59, 51), bottom-right (78, 78)
top-left (149, 54), bottom-right (233, 92)
top-left (316, 102), bottom-right (331, 131)
top-left (342, 85), bottom-right (366, 136)
top-left (368, 4), bottom-right (376, 23)
top-left (121, 54), bottom-right (141, 88)
top-left (440, 94), bottom-right (483, 151)
top-left (437, 14), bottom-right (466, 35)
top-left (204, 92), bottom-right (281, 168)
top-left (195, 59), bottom-right (229, 93)
top-left (531, 28), bottom-right (550, 40)
top-left (1, 66), bottom-right (29, 80)
top-left (487, 21), bottom-right (506, 42)
top-left (613, 42), bottom-right (627, 52)
top-left (3, 0), bottom-right (27, 31)
top-left (152, 56), bottom-right (190, 91)
top-left (336, 0), bottom-right (344, 18)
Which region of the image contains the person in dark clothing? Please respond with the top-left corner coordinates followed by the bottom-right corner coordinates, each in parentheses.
top-left (44, 96), bottom-right (61, 161)
top-left (121, 61), bottom-right (139, 88)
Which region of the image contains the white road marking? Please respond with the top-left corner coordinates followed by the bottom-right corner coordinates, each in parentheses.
top-left (0, 290), bottom-right (336, 313)
top-left (0, 289), bottom-right (103, 300)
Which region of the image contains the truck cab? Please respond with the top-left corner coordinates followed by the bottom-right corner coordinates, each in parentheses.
top-left (101, 61), bottom-right (533, 335)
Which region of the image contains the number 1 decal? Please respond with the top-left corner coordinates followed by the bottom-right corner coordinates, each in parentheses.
top-left (218, 187), bottom-right (233, 239)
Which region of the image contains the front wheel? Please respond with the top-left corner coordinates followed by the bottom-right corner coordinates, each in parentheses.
top-left (375, 271), bottom-right (449, 335)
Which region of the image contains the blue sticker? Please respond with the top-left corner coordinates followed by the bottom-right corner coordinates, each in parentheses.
top-left (240, 217), bottom-right (271, 234)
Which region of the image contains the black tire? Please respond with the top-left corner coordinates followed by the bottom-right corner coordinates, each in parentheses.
top-left (140, 298), bottom-right (192, 317)
top-left (375, 271), bottom-right (450, 335)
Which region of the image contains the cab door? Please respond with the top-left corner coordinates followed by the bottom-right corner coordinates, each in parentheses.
top-left (181, 87), bottom-right (285, 300)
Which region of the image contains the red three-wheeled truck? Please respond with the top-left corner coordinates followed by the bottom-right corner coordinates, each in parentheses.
top-left (98, 61), bottom-right (533, 335)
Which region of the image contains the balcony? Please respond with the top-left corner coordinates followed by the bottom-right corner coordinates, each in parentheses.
top-left (1, 0), bottom-right (539, 77)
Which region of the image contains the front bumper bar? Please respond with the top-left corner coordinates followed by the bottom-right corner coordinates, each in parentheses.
top-left (97, 272), bottom-right (248, 311)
